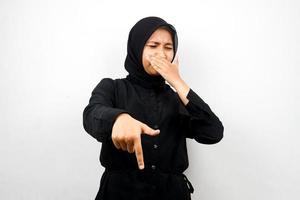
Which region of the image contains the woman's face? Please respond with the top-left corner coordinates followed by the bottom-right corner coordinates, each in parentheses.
top-left (142, 28), bottom-right (174, 76)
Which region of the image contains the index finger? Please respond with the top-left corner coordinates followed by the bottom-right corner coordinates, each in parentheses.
top-left (134, 138), bottom-right (144, 170)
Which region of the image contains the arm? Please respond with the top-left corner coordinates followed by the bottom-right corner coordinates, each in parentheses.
top-left (148, 55), bottom-right (224, 144)
top-left (174, 79), bottom-right (224, 144)
top-left (82, 78), bottom-right (129, 143)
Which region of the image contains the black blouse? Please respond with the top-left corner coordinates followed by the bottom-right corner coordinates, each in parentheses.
top-left (82, 76), bottom-right (224, 200)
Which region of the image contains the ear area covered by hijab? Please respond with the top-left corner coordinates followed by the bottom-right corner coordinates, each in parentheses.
top-left (124, 16), bottom-right (178, 90)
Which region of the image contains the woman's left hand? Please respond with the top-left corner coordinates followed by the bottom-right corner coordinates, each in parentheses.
top-left (148, 55), bottom-right (182, 87)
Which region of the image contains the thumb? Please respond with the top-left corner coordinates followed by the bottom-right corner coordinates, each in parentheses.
top-left (140, 123), bottom-right (160, 136)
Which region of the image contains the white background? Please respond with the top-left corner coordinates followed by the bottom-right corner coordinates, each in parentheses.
top-left (0, 0), bottom-right (299, 199)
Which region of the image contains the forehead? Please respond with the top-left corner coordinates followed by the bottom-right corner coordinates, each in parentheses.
top-left (147, 28), bottom-right (173, 44)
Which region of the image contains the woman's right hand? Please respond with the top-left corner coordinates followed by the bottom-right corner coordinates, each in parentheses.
top-left (112, 113), bottom-right (160, 170)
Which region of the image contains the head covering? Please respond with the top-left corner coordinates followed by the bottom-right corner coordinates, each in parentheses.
top-left (125, 16), bottom-right (178, 90)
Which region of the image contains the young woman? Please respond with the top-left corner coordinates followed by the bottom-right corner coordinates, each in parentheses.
top-left (83, 16), bottom-right (224, 200)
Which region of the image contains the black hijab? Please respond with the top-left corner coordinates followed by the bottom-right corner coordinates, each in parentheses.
top-left (125, 16), bottom-right (178, 90)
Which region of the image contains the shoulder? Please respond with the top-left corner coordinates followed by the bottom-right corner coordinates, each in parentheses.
top-left (93, 77), bottom-right (131, 92)
top-left (92, 77), bottom-right (117, 94)
top-left (114, 77), bottom-right (135, 90)
top-left (98, 77), bottom-right (114, 86)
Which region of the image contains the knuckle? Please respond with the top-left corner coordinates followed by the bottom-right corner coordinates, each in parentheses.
top-left (124, 136), bottom-right (129, 143)
top-left (124, 135), bottom-right (132, 142)
top-left (132, 134), bottom-right (139, 140)
top-left (116, 135), bottom-right (124, 141)
top-left (111, 134), bottom-right (117, 140)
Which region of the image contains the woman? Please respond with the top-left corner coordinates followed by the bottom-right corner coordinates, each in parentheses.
top-left (83, 16), bottom-right (224, 200)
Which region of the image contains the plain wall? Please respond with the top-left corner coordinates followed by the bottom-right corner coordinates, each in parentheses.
top-left (0, 0), bottom-right (299, 199)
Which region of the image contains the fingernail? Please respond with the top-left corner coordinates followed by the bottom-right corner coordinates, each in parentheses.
top-left (139, 164), bottom-right (144, 169)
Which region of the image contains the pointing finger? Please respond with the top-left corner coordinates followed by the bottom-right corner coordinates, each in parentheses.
top-left (134, 138), bottom-right (144, 170)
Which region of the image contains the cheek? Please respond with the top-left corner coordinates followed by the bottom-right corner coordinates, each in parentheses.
top-left (142, 54), bottom-right (151, 67)
top-left (142, 54), bottom-right (152, 69)
top-left (142, 47), bottom-right (150, 59)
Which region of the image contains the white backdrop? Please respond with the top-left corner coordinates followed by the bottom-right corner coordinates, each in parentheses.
top-left (1, 0), bottom-right (299, 199)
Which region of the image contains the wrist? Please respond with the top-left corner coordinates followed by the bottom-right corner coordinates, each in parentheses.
top-left (116, 113), bottom-right (129, 122)
top-left (170, 77), bottom-right (183, 88)
top-left (173, 78), bottom-right (189, 93)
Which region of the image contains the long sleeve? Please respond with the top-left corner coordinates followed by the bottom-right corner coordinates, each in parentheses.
top-left (83, 78), bottom-right (129, 143)
top-left (179, 88), bottom-right (224, 144)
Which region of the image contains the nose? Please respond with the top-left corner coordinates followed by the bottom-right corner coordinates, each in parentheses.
top-left (156, 48), bottom-right (167, 58)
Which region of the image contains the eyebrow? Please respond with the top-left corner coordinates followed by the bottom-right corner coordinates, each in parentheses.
top-left (147, 41), bottom-right (173, 46)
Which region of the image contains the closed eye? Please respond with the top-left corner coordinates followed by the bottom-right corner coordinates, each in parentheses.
top-left (148, 45), bottom-right (173, 50)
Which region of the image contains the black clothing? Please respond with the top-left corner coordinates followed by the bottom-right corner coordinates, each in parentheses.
top-left (82, 16), bottom-right (224, 200)
top-left (82, 78), bottom-right (224, 199)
